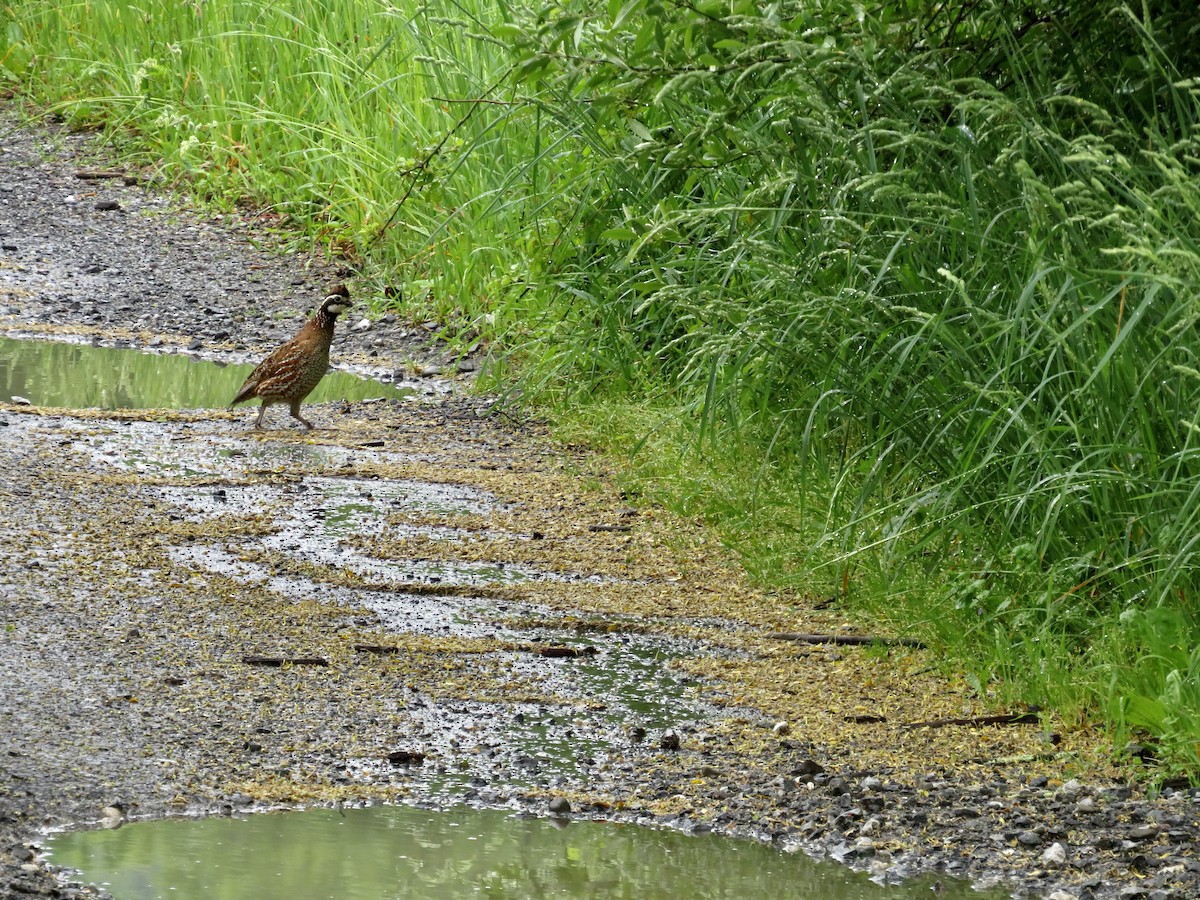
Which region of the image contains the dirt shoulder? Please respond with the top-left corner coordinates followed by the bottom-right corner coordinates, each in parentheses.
top-left (1, 108), bottom-right (1197, 900)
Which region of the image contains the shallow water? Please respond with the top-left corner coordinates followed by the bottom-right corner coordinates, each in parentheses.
top-left (0, 335), bottom-right (409, 408)
top-left (47, 805), bottom-right (1004, 900)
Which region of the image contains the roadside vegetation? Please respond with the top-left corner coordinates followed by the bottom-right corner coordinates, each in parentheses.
top-left (3, 0), bottom-right (1199, 777)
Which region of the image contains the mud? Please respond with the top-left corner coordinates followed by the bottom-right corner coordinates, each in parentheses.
top-left (2, 107), bottom-right (1198, 900)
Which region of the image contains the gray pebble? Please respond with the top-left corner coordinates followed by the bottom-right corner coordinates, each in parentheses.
top-left (1041, 841), bottom-right (1068, 865)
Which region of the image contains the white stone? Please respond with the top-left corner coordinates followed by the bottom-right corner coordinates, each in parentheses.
top-left (858, 816), bottom-right (882, 836)
top-left (1040, 842), bottom-right (1068, 866)
top-left (852, 837), bottom-right (876, 855)
top-left (1058, 778), bottom-right (1085, 798)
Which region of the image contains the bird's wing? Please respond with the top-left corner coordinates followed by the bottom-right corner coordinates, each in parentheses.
top-left (230, 339), bottom-right (300, 405)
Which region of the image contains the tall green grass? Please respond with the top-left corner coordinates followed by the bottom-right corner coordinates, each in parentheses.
top-left (502, 1), bottom-right (1200, 773)
top-left (4, 0), bottom-right (1200, 774)
top-left (0, 0), bottom-right (580, 331)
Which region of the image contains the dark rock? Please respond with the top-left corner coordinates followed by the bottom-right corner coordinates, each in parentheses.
top-left (827, 777), bottom-right (849, 796)
top-left (1124, 743), bottom-right (1158, 764)
top-left (386, 749), bottom-right (426, 766)
top-left (548, 797), bottom-right (571, 815)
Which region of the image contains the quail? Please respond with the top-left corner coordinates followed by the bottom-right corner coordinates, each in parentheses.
top-left (230, 284), bottom-right (352, 430)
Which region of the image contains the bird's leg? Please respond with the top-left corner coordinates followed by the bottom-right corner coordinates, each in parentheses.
top-left (290, 400), bottom-right (314, 430)
top-left (255, 402), bottom-right (269, 430)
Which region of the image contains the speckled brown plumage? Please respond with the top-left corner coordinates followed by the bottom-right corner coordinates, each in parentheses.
top-left (230, 284), bottom-right (352, 430)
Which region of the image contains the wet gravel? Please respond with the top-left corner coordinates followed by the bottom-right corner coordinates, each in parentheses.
top-left (2, 106), bottom-right (1199, 900)
top-left (0, 108), bottom-right (461, 385)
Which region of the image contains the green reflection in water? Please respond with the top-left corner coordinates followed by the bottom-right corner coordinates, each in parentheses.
top-left (47, 805), bottom-right (1005, 900)
top-left (0, 336), bottom-right (408, 410)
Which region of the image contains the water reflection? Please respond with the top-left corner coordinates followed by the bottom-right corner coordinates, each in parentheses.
top-left (47, 805), bottom-right (1002, 900)
top-left (0, 336), bottom-right (408, 409)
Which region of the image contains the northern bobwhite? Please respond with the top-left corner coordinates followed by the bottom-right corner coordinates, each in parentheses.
top-left (230, 284), bottom-right (352, 430)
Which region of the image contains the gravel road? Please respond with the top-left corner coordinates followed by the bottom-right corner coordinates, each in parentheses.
top-left (1, 107), bottom-right (1197, 900)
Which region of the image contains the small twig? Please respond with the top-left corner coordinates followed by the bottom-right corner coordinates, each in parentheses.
top-left (532, 646), bottom-right (598, 659)
top-left (368, 68), bottom-right (515, 249)
top-left (765, 632), bottom-right (925, 649)
top-left (242, 655), bottom-right (329, 667)
top-left (75, 169), bottom-right (144, 186)
top-left (353, 644), bottom-right (400, 655)
top-left (901, 710), bottom-right (1041, 730)
top-left (429, 96), bottom-right (517, 106)
top-left (74, 169), bottom-right (126, 180)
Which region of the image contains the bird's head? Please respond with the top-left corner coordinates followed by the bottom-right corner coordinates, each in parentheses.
top-left (320, 284), bottom-right (352, 318)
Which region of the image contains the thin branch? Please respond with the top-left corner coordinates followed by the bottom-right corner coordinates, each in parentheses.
top-left (765, 632), bottom-right (925, 648)
top-left (901, 710), bottom-right (1041, 729)
top-left (368, 67), bottom-right (516, 249)
top-left (429, 96), bottom-right (518, 106)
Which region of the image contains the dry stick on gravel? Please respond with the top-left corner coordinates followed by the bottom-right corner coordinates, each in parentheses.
top-left (901, 711), bottom-right (1042, 729)
top-left (532, 646), bottom-right (598, 658)
top-left (73, 169), bottom-right (127, 179)
top-left (241, 655), bottom-right (330, 667)
top-left (765, 632), bottom-right (926, 648)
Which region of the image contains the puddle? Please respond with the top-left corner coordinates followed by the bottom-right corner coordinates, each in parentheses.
top-left (45, 805), bottom-right (1006, 900)
top-left (490, 639), bottom-right (707, 781)
top-left (0, 335), bottom-right (411, 408)
top-left (155, 474), bottom-right (601, 592)
top-left (90, 415), bottom-right (726, 792)
top-left (165, 544), bottom-right (526, 633)
top-left (74, 424), bottom-right (361, 478)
